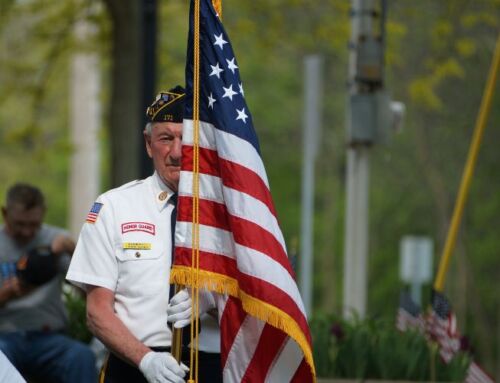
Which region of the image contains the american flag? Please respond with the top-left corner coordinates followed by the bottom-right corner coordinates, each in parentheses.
top-left (466, 361), bottom-right (495, 383)
top-left (85, 202), bottom-right (103, 224)
top-left (426, 290), bottom-right (494, 383)
top-left (395, 290), bottom-right (425, 333)
top-left (427, 290), bottom-right (461, 363)
top-left (171, 0), bottom-right (315, 382)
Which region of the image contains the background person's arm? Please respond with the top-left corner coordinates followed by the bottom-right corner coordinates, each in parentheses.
top-left (51, 234), bottom-right (76, 255)
top-left (0, 277), bottom-right (34, 306)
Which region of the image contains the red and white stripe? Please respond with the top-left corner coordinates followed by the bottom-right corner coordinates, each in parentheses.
top-left (466, 361), bottom-right (495, 383)
top-left (174, 119), bottom-right (314, 381)
top-left (396, 308), bottom-right (425, 333)
top-left (426, 308), bottom-right (493, 381)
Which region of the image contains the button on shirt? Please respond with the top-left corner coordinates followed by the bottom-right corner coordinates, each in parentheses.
top-left (66, 173), bottom-right (176, 347)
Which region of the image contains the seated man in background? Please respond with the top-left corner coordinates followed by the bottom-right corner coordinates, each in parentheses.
top-left (0, 183), bottom-right (96, 382)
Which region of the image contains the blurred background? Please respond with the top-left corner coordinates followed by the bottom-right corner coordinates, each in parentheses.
top-left (1, 0), bottom-right (499, 380)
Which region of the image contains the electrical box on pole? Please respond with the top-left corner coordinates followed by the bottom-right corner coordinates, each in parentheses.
top-left (355, 36), bottom-right (384, 86)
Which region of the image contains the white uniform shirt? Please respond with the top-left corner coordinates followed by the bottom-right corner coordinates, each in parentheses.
top-left (67, 173), bottom-right (175, 347)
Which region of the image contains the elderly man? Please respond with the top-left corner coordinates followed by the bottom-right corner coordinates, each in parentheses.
top-left (66, 86), bottom-right (222, 383)
top-left (0, 183), bottom-right (96, 382)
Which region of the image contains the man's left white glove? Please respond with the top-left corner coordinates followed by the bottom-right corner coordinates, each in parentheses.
top-left (138, 351), bottom-right (189, 383)
top-left (167, 288), bottom-right (215, 329)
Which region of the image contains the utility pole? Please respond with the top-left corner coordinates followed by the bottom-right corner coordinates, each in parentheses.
top-left (299, 55), bottom-right (322, 316)
top-left (343, 0), bottom-right (386, 319)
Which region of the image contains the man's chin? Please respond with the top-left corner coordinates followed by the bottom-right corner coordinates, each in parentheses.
top-left (158, 172), bottom-right (180, 191)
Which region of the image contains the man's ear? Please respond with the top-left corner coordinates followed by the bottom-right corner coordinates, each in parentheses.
top-left (144, 131), bottom-right (153, 159)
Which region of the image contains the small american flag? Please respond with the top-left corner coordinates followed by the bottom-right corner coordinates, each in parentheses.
top-left (396, 290), bottom-right (425, 333)
top-left (86, 202), bottom-right (103, 224)
top-left (466, 361), bottom-right (495, 383)
top-left (427, 290), bottom-right (461, 363)
top-left (427, 290), bottom-right (494, 383)
top-left (171, 0), bottom-right (315, 381)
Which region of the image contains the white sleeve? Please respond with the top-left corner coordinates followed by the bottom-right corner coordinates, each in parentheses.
top-left (0, 351), bottom-right (26, 383)
top-left (66, 195), bottom-right (118, 292)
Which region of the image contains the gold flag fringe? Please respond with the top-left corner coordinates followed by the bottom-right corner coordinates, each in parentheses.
top-left (171, 266), bottom-right (317, 380)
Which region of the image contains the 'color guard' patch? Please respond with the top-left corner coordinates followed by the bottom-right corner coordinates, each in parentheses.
top-left (86, 202), bottom-right (103, 223)
top-left (121, 222), bottom-right (156, 235)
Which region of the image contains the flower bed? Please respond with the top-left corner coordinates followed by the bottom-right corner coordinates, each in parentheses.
top-left (311, 314), bottom-right (470, 381)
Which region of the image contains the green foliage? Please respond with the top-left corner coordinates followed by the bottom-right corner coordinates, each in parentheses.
top-left (311, 313), bottom-right (470, 380)
top-left (1, 0), bottom-right (500, 378)
top-left (63, 287), bottom-right (93, 344)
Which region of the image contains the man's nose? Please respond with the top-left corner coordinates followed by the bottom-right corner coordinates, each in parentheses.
top-left (170, 137), bottom-right (182, 160)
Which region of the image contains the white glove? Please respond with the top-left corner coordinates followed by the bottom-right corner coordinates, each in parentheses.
top-left (167, 288), bottom-right (215, 329)
top-left (138, 351), bottom-right (188, 383)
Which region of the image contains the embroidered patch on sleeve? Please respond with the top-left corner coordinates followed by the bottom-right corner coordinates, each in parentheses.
top-left (86, 202), bottom-right (103, 223)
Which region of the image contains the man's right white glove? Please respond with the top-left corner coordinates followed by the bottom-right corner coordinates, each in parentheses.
top-left (167, 288), bottom-right (216, 329)
top-left (138, 351), bottom-right (189, 383)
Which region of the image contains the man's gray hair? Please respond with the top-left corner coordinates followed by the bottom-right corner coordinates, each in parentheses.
top-left (144, 122), bottom-right (155, 136)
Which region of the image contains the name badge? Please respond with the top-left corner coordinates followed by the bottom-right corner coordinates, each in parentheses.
top-left (123, 242), bottom-right (151, 250)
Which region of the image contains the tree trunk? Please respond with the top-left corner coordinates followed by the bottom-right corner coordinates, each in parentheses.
top-left (103, 0), bottom-right (141, 187)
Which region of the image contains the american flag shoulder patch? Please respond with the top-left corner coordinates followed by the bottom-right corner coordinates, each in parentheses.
top-left (86, 202), bottom-right (103, 223)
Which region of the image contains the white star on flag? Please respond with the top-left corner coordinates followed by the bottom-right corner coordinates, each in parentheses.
top-left (209, 63), bottom-right (224, 78)
top-left (236, 107), bottom-right (248, 123)
top-left (208, 93), bottom-right (216, 109)
top-left (213, 33), bottom-right (228, 50)
top-left (222, 84), bottom-right (237, 101)
top-left (238, 82), bottom-right (244, 96)
top-left (226, 57), bottom-right (238, 74)
top-left (175, 1), bottom-right (316, 381)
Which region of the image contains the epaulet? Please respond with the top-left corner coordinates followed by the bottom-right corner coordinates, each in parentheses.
top-left (103, 179), bottom-right (145, 197)
top-left (115, 179), bottom-right (144, 191)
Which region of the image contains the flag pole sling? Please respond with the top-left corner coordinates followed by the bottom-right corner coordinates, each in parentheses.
top-left (189, 0), bottom-right (201, 381)
top-left (433, 34), bottom-right (500, 292)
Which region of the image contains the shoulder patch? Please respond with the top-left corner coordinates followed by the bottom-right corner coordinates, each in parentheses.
top-left (86, 202), bottom-right (103, 224)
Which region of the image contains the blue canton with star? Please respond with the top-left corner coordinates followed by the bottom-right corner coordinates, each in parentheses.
top-left (184, 0), bottom-right (260, 154)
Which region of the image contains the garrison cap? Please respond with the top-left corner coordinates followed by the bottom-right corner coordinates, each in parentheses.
top-left (146, 85), bottom-right (185, 123)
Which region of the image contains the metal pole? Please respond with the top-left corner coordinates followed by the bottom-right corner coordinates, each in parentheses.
top-left (343, 148), bottom-right (370, 318)
top-left (299, 55), bottom-right (322, 316)
top-left (342, 0), bottom-right (375, 319)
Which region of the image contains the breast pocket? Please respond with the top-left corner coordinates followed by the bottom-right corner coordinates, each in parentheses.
top-left (115, 241), bottom-right (169, 297)
top-left (116, 244), bottom-right (162, 262)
